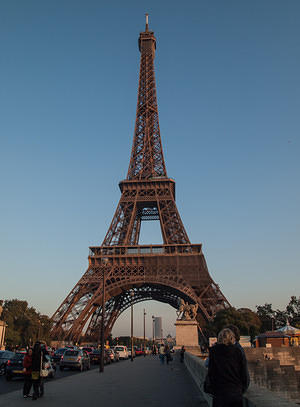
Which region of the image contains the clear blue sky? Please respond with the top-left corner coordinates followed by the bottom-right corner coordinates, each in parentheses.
top-left (1, 0), bottom-right (299, 338)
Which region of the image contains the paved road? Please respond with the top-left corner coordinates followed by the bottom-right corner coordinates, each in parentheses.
top-left (0, 353), bottom-right (207, 407)
top-left (0, 360), bottom-right (121, 396)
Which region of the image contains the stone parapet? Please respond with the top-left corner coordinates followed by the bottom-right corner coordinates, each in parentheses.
top-left (244, 347), bottom-right (300, 370)
top-left (183, 351), bottom-right (299, 407)
top-left (244, 347), bottom-right (300, 403)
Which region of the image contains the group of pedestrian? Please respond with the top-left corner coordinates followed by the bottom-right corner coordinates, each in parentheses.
top-left (157, 343), bottom-right (173, 364)
top-left (22, 341), bottom-right (49, 400)
top-left (205, 325), bottom-right (250, 407)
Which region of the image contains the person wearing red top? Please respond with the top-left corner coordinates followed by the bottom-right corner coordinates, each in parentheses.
top-left (23, 348), bottom-right (33, 398)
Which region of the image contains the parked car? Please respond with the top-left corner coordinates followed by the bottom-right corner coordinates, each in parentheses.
top-left (113, 346), bottom-right (129, 360)
top-left (90, 349), bottom-right (111, 365)
top-left (5, 353), bottom-right (25, 381)
top-left (5, 352), bottom-right (55, 381)
top-left (60, 349), bottom-right (90, 371)
top-left (53, 348), bottom-right (68, 364)
top-left (107, 349), bottom-right (119, 362)
top-left (81, 347), bottom-right (93, 355)
top-left (0, 350), bottom-right (15, 375)
top-left (46, 346), bottom-right (55, 357)
top-left (134, 347), bottom-right (144, 356)
top-left (44, 354), bottom-right (56, 378)
top-left (128, 347), bottom-right (136, 358)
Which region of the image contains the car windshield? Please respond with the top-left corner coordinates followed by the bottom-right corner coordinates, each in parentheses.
top-left (13, 353), bottom-right (24, 360)
top-left (55, 348), bottom-right (66, 354)
top-left (0, 351), bottom-right (13, 358)
top-left (114, 347), bottom-right (125, 351)
top-left (64, 350), bottom-right (79, 356)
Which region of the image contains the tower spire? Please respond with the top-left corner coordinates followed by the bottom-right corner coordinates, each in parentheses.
top-left (127, 17), bottom-right (166, 180)
top-left (145, 13), bottom-right (149, 32)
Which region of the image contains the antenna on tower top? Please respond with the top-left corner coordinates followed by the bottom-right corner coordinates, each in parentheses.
top-left (145, 13), bottom-right (149, 31)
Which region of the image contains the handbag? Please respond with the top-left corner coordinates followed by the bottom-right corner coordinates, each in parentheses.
top-left (40, 366), bottom-right (48, 378)
top-left (203, 373), bottom-right (213, 395)
top-left (31, 371), bottom-right (40, 380)
top-left (40, 353), bottom-right (49, 378)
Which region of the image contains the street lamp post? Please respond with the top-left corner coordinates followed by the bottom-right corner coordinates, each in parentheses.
top-left (130, 290), bottom-right (134, 362)
top-left (99, 265), bottom-right (107, 373)
top-left (143, 309), bottom-right (146, 357)
top-left (152, 315), bottom-right (155, 351)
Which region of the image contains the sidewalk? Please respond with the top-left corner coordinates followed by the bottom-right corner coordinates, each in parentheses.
top-left (0, 354), bottom-right (207, 407)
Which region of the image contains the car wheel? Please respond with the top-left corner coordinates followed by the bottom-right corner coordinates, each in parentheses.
top-left (59, 366), bottom-right (64, 371)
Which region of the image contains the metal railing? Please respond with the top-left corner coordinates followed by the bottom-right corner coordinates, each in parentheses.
top-left (89, 244), bottom-right (202, 257)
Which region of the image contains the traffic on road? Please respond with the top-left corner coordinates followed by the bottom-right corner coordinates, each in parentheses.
top-left (0, 345), bottom-right (147, 396)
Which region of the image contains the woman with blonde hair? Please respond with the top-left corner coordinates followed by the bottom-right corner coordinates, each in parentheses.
top-left (206, 328), bottom-right (248, 407)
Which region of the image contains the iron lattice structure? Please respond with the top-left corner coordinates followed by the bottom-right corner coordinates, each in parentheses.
top-left (51, 19), bottom-right (230, 342)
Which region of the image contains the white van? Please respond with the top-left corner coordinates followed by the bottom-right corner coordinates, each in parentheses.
top-left (113, 345), bottom-right (129, 359)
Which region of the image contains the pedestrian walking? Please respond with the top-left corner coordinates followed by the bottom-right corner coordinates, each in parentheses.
top-left (159, 344), bottom-right (165, 364)
top-left (206, 328), bottom-right (249, 407)
top-left (31, 341), bottom-right (48, 400)
top-left (225, 325), bottom-right (250, 390)
top-left (23, 348), bottom-right (33, 398)
top-left (180, 345), bottom-right (185, 363)
top-left (204, 324), bottom-right (250, 388)
top-left (165, 344), bottom-right (171, 364)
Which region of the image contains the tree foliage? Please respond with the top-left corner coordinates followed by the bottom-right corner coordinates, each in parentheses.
top-left (2, 299), bottom-right (52, 347)
top-left (286, 296), bottom-right (300, 328)
top-left (256, 303), bottom-right (276, 332)
top-left (256, 297), bottom-right (300, 332)
top-left (205, 307), bottom-right (261, 341)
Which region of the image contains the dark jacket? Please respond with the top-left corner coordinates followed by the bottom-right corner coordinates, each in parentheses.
top-left (235, 342), bottom-right (250, 390)
top-left (208, 343), bottom-right (248, 396)
top-left (32, 345), bottom-right (48, 372)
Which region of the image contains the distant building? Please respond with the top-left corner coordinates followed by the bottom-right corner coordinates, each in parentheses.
top-left (153, 317), bottom-right (162, 340)
top-left (255, 323), bottom-right (300, 347)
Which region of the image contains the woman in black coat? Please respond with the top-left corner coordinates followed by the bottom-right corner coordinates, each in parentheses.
top-left (31, 342), bottom-right (48, 400)
top-left (207, 328), bottom-right (248, 407)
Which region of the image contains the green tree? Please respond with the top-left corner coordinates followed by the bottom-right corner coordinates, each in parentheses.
top-left (2, 299), bottom-right (52, 347)
top-left (286, 296), bottom-right (300, 328)
top-left (256, 303), bottom-right (276, 332)
top-left (206, 307), bottom-right (261, 342)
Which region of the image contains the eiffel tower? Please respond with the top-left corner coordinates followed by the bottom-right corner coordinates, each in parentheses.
top-left (51, 16), bottom-right (230, 342)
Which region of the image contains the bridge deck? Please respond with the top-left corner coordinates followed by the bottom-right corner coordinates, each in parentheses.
top-left (0, 354), bottom-right (208, 407)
